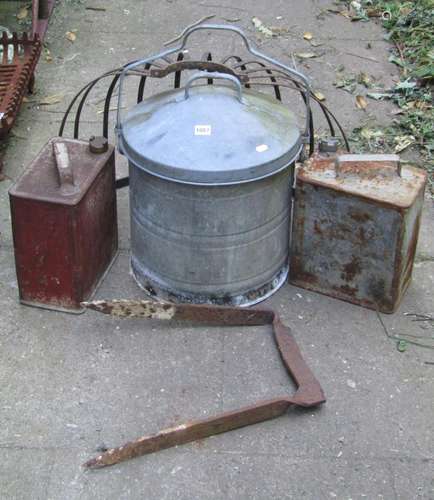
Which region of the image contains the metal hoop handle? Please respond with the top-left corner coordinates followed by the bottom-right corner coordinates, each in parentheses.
top-left (184, 72), bottom-right (243, 102)
top-left (116, 24), bottom-right (311, 143)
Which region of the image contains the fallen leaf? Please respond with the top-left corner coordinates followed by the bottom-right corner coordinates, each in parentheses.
top-left (224, 17), bottom-right (241, 22)
top-left (295, 52), bottom-right (317, 59)
top-left (360, 128), bottom-right (383, 140)
top-left (388, 55), bottom-right (405, 68)
top-left (397, 340), bottom-right (407, 352)
top-left (355, 95), bottom-right (368, 109)
top-left (415, 100), bottom-right (431, 111)
top-left (313, 91), bottom-right (325, 101)
top-left (367, 92), bottom-right (391, 100)
top-left (85, 6), bottom-right (107, 11)
top-left (17, 6), bottom-right (28, 20)
top-left (357, 72), bottom-right (372, 87)
top-left (394, 135), bottom-right (415, 153)
top-left (269, 26), bottom-right (289, 36)
top-left (65, 31), bottom-right (77, 43)
top-left (366, 8), bottom-right (382, 17)
top-left (38, 93), bottom-right (64, 105)
top-left (309, 40), bottom-right (324, 47)
top-left (252, 17), bottom-right (273, 37)
top-left (44, 48), bottom-right (53, 63)
top-left (303, 31), bottom-right (313, 41)
top-left (326, 7), bottom-right (342, 14)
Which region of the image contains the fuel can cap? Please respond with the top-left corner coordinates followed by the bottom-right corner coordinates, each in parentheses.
top-left (89, 136), bottom-right (109, 154)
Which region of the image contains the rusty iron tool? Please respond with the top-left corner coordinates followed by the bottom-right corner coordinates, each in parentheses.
top-left (81, 300), bottom-right (325, 469)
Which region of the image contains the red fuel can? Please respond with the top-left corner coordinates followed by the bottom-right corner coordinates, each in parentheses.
top-left (9, 137), bottom-right (118, 313)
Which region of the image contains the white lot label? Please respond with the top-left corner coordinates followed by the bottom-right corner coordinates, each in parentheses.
top-left (256, 144), bottom-right (269, 153)
top-left (194, 124), bottom-right (212, 136)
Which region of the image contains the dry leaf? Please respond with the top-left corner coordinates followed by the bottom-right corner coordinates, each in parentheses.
top-left (366, 8), bottom-right (382, 17)
top-left (65, 31), bottom-right (77, 43)
top-left (38, 94), bottom-right (64, 105)
top-left (295, 52), bottom-right (317, 59)
top-left (394, 135), bottom-right (415, 153)
top-left (355, 95), bottom-right (368, 109)
top-left (415, 100), bottom-right (431, 111)
top-left (17, 7), bottom-right (29, 20)
top-left (252, 17), bottom-right (273, 37)
top-left (44, 48), bottom-right (53, 63)
top-left (360, 128), bottom-right (383, 140)
top-left (269, 26), bottom-right (289, 36)
top-left (357, 72), bottom-right (371, 87)
top-left (314, 91), bottom-right (326, 101)
top-left (303, 32), bottom-right (313, 41)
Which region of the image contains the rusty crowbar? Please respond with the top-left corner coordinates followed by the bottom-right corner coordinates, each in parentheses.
top-left (82, 300), bottom-right (325, 469)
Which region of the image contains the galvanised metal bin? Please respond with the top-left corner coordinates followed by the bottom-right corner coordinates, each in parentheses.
top-left (119, 72), bottom-right (304, 306)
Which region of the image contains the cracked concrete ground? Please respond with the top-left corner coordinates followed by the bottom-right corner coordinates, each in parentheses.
top-left (0, 1), bottom-right (433, 499)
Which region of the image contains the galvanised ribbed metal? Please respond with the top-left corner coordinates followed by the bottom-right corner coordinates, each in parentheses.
top-left (120, 76), bottom-right (302, 305)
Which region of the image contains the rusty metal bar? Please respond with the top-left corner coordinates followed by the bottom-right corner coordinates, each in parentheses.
top-left (32, 0), bottom-right (54, 39)
top-left (84, 398), bottom-right (291, 469)
top-left (82, 300), bottom-right (325, 468)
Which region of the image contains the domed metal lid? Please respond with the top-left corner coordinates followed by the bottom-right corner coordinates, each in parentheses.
top-left (119, 73), bottom-right (302, 185)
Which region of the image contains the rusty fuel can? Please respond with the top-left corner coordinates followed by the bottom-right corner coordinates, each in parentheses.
top-left (9, 137), bottom-right (118, 313)
top-left (290, 154), bottom-right (427, 313)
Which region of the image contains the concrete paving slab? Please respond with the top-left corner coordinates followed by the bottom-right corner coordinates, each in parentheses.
top-left (0, 0), bottom-right (433, 498)
top-left (46, 448), bottom-right (399, 500)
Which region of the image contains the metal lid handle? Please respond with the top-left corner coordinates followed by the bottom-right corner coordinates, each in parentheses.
top-left (184, 72), bottom-right (243, 102)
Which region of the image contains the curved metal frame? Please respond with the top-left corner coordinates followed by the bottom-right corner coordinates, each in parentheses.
top-left (116, 24), bottom-right (312, 143)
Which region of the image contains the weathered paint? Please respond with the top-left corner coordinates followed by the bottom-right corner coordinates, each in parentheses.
top-left (9, 138), bottom-right (118, 312)
top-left (83, 299), bottom-right (176, 319)
top-left (290, 154), bottom-right (427, 313)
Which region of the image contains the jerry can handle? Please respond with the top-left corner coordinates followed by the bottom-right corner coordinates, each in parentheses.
top-left (53, 140), bottom-right (77, 194)
top-left (335, 154), bottom-right (402, 178)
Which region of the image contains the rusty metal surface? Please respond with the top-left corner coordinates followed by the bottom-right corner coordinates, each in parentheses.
top-left (0, 1), bottom-right (53, 140)
top-left (148, 60), bottom-right (248, 82)
top-left (290, 154), bottom-right (427, 313)
top-left (32, 0), bottom-right (55, 39)
top-left (81, 300), bottom-right (325, 468)
top-left (0, 32), bottom-right (41, 139)
top-left (9, 138), bottom-right (118, 312)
